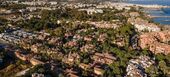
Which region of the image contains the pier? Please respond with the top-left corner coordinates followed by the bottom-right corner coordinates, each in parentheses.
top-left (138, 4), bottom-right (170, 9)
top-left (149, 15), bottom-right (170, 18)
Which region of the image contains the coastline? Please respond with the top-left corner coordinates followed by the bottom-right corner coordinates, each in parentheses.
top-left (123, 2), bottom-right (170, 9)
top-left (143, 8), bottom-right (170, 30)
top-left (122, 2), bottom-right (170, 30)
top-left (124, 0), bottom-right (170, 25)
top-left (140, 8), bottom-right (169, 29)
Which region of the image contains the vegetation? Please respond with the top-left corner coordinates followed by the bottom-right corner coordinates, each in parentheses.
top-left (0, 4), bottom-right (27, 10)
top-left (0, 3), bottom-right (169, 77)
top-left (17, 8), bottom-right (127, 31)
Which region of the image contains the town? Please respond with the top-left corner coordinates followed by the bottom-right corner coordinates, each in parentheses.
top-left (0, 0), bottom-right (170, 77)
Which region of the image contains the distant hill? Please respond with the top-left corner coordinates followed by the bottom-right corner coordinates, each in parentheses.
top-left (50, 0), bottom-right (123, 3)
top-left (26, 0), bottom-right (123, 2)
top-left (1, 0), bottom-right (124, 3)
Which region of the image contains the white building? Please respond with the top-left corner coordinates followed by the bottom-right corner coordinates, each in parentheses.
top-left (128, 18), bottom-right (161, 32)
top-left (78, 9), bottom-right (103, 15)
top-left (126, 56), bottom-right (155, 77)
top-left (134, 24), bottom-right (161, 32)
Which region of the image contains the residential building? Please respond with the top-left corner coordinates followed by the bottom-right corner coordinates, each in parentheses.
top-left (128, 18), bottom-right (160, 32)
top-left (94, 67), bottom-right (104, 76)
top-left (78, 9), bottom-right (103, 15)
top-left (126, 56), bottom-right (154, 77)
top-left (139, 31), bottom-right (170, 55)
top-left (92, 53), bottom-right (116, 65)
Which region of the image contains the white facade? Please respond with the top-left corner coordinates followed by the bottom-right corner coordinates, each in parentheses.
top-left (134, 24), bottom-right (161, 32)
top-left (78, 9), bottom-right (103, 15)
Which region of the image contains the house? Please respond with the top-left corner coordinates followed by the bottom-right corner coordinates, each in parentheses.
top-left (87, 21), bottom-right (119, 29)
top-left (79, 63), bottom-right (105, 76)
top-left (20, 39), bottom-right (31, 49)
top-left (67, 73), bottom-right (79, 77)
top-left (64, 41), bottom-right (77, 47)
top-left (31, 44), bottom-right (42, 53)
top-left (78, 9), bottom-right (103, 15)
top-left (30, 58), bottom-right (45, 66)
top-left (80, 44), bottom-right (95, 53)
top-left (62, 52), bottom-right (80, 64)
top-left (64, 33), bottom-right (73, 38)
top-left (129, 12), bottom-right (140, 17)
top-left (48, 37), bottom-right (60, 45)
top-left (32, 73), bottom-right (45, 77)
top-left (79, 63), bottom-right (90, 70)
top-left (15, 50), bottom-right (44, 66)
top-left (84, 36), bottom-right (92, 42)
top-left (92, 53), bottom-right (116, 64)
top-left (49, 1), bottom-right (58, 5)
top-left (37, 34), bottom-right (47, 40)
top-left (15, 51), bottom-right (28, 61)
top-left (73, 34), bottom-right (83, 40)
top-left (113, 36), bottom-right (126, 47)
top-left (0, 8), bottom-right (8, 13)
top-left (21, 1), bottom-right (46, 6)
top-left (97, 34), bottom-right (107, 42)
top-left (94, 67), bottom-right (104, 76)
top-left (65, 68), bottom-right (79, 77)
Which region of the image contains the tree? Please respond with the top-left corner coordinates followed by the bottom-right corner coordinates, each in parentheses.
top-left (156, 54), bottom-right (166, 62)
top-left (145, 65), bottom-right (159, 77)
top-left (54, 27), bottom-right (65, 37)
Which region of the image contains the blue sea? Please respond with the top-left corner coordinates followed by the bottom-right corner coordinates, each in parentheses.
top-left (127, 0), bottom-right (170, 25)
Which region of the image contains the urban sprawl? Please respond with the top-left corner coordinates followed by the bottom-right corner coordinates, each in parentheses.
top-left (0, 0), bottom-right (170, 77)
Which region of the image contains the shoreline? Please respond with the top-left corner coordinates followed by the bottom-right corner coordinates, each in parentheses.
top-left (125, 2), bottom-right (170, 25)
top-left (144, 10), bottom-right (170, 30)
top-left (119, 2), bottom-right (170, 30)
top-left (123, 2), bottom-right (170, 9)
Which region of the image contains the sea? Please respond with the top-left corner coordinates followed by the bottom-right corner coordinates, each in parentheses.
top-left (127, 0), bottom-right (170, 25)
